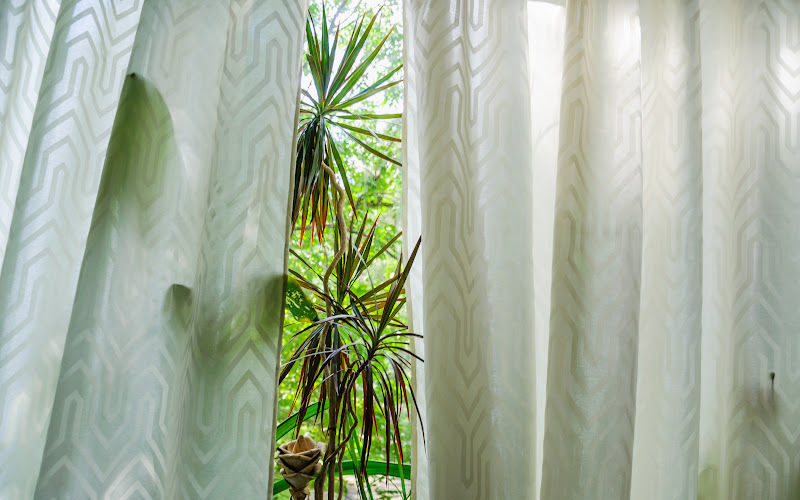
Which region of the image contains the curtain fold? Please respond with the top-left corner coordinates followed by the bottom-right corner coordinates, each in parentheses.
top-left (631, 1), bottom-right (702, 498)
top-left (0, 0), bottom-right (306, 498)
top-left (404, 0), bottom-right (800, 499)
top-left (403, 1), bottom-right (536, 498)
top-left (541, 0), bottom-right (643, 497)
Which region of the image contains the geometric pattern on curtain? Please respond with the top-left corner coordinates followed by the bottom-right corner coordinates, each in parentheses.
top-left (404, 0), bottom-right (800, 498)
top-left (0, 1), bottom-right (306, 498)
top-left (404, 1), bottom-right (537, 499)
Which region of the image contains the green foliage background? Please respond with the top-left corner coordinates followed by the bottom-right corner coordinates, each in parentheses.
top-left (276, 0), bottom-right (408, 497)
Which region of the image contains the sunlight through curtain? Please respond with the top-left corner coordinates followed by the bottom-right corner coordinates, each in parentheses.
top-left (403, 0), bottom-right (800, 498)
top-left (0, 0), bottom-right (307, 497)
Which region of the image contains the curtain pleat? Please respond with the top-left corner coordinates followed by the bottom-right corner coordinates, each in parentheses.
top-left (404, 0), bottom-right (800, 498)
top-left (0, 0), bottom-right (306, 498)
top-left (0, 2), bottom-right (148, 496)
top-left (541, 0), bottom-right (644, 496)
top-left (631, 1), bottom-right (703, 498)
top-left (404, 1), bottom-right (537, 498)
top-left (526, 5), bottom-right (564, 498)
top-left (698, 1), bottom-right (800, 498)
top-left (400, 2), bottom-right (427, 496)
top-left (0, 0), bottom-right (60, 266)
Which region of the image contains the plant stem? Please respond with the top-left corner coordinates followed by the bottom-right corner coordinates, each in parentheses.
top-left (320, 161), bottom-right (347, 500)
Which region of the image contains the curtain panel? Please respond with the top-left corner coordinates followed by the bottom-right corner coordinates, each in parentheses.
top-left (404, 0), bottom-right (800, 499)
top-left (0, 0), bottom-right (307, 498)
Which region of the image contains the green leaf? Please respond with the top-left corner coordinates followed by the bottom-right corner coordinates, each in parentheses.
top-left (346, 413), bottom-right (374, 500)
top-left (305, 17), bottom-right (324, 100)
top-left (335, 79), bottom-right (402, 110)
top-left (285, 276), bottom-right (319, 323)
top-left (341, 129), bottom-right (402, 167)
top-left (327, 131), bottom-right (357, 214)
top-left (332, 120), bottom-right (401, 143)
top-left (275, 401), bottom-right (328, 441)
top-left (377, 237), bottom-right (420, 334)
top-left (300, 89), bottom-right (320, 110)
top-left (327, 12), bottom-right (379, 101)
top-left (337, 112), bottom-right (402, 120)
top-left (329, 24), bottom-right (396, 108)
top-left (320, 5), bottom-right (330, 96)
top-left (365, 231), bottom-right (402, 268)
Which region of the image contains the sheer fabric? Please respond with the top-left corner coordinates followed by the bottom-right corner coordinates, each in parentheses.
top-left (0, 0), bottom-right (306, 497)
top-left (403, 0), bottom-right (800, 498)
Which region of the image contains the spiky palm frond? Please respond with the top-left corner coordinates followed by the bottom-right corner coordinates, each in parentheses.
top-left (293, 7), bottom-right (402, 242)
top-left (282, 234), bottom-right (422, 499)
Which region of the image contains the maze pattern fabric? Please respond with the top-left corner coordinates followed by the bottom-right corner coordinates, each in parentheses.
top-left (0, 0), bottom-right (306, 498)
top-left (404, 0), bottom-right (537, 498)
top-left (404, 0), bottom-right (800, 498)
top-left (400, 5), bottom-right (428, 496)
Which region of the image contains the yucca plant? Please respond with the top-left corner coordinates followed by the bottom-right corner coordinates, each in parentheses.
top-left (281, 212), bottom-right (422, 500)
top-left (293, 6), bottom-right (402, 242)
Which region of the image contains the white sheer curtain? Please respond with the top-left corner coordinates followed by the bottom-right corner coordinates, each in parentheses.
top-left (404, 0), bottom-right (800, 499)
top-left (0, 1), bottom-right (306, 498)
